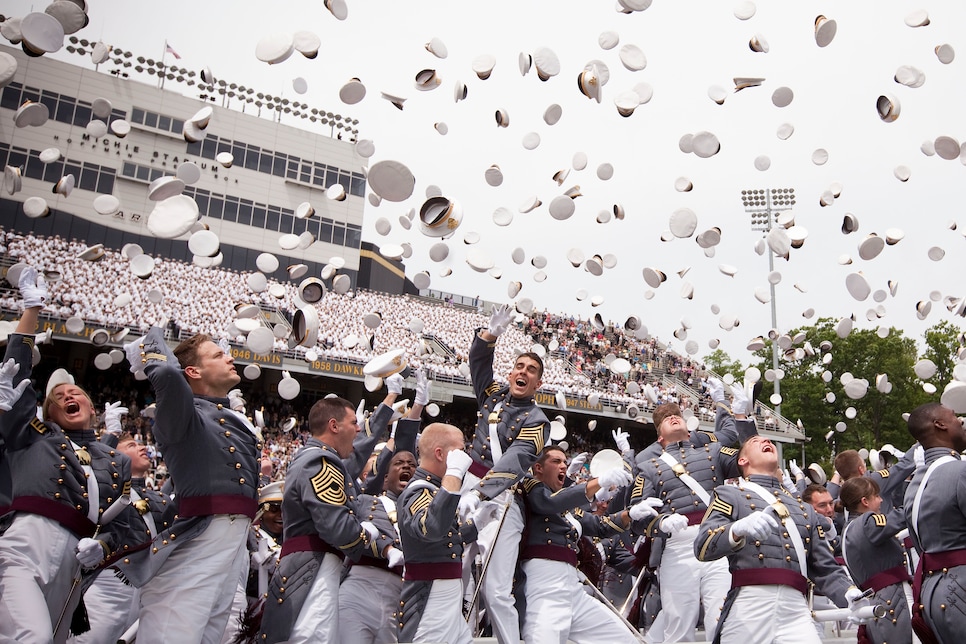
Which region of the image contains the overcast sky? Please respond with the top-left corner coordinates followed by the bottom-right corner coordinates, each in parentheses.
top-left (8, 0), bottom-right (966, 364)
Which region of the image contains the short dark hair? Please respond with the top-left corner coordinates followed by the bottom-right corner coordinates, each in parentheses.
top-left (908, 402), bottom-right (944, 443)
top-left (653, 403), bottom-right (682, 430)
top-left (833, 450), bottom-right (863, 480)
top-left (307, 397), bottom-right (354, 437)
top-left (840, 477), bottom-right (879, 513)
top-left (515, 352), bottom-right (545, 379)
top-left (802, 483), bottom-right (830, 504)
top-left (174, 333), bottom-right (213, 370)
top-left (536, 444), bottom-right (566, 467)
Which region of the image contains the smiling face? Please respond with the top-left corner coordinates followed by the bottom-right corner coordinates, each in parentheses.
top-left (117, 436), bottom-right (151, 477)
top-left (737, 435), bottom-right (780, 476)
top-left (533, 447), bottom-right (568, 492)
top-left (44, 384), bottom-right (97, 430)
top-left (809, 490), bottom-right (835, 519)
top-left (507, 355), bottom-right (543, 399)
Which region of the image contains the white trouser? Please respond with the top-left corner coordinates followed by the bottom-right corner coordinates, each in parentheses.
top-left (137, 515), bottom-right (250, 644)
top-left (287, 552), bottom-right (342, 644)
top-left (413, 578), bottom-right (472, 644)
top-left (218, 581), bottom-right (249, 644)
top-left (69, 568), bottom-right (139, 644)
top-left (521, 558), bottom-right (634, 644)
top-left (0, 514), bottom-right (81, 644)
top-left (648, 524), bottom-right (730, 643)
top-left (339, 564), bottom-right (402, 644)
top-left (719, 585), bottom-right (821, 644)
top-left (461, 473), bottom-right (524, 644)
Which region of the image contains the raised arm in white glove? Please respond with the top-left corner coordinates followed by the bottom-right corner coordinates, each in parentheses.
top-left (595, 486), bottom-right (617, 503)
top-left (487, 303), bottom-right (514, 337)
top-left (729, 383), bottom-right (752, 416)
top-left (628, 497), bottom-right (664, 521)
top-left (0, 358), bottom-right (30, 412)
top-left (789, 459), bottom-right (805, 481)
top-left (227, 389), bottom-right (246, 413)
top-left (356, 399), bottom-right (367, 426)
top-left (18, 266), bottom-right (47, 309)
top-left (385, 372), bottom-right (404, 396)
top-left (414, 369), bottom-right (431, 406)
top-left (103, 401), bottom-right (129, 435)
top-left (612, 428), bottom-right (631, 454)
top-left (597, 466), bottom-right (632, 491)
top-left (445, 449), bottom-right (473, 479)
top-left (706, 377), bottom-right (725, 404)
top-left (567, 452), bottom-right (590, 477)
top-left (660, 514), bottom-right (690, 535)
top-left (76, 537), bottom-right (107, 567)
top-left (729, 511), bottom-right (779, 544)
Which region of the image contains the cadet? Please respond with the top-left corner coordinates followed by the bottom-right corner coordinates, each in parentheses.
top-left (457, 303), bottom-right (550, 644)
top-left (695, 436), bottom-right (863, 643)
top-left (0, 267), bottom-right (132, 643)
top-left (398, 423), bottom-right (477, 644)
top-left (122, 327), bottom-right (260, 643)
top-left (258, 396), bottom-right (384, 644)
top-left (902, 402), bottom-right (966, 644)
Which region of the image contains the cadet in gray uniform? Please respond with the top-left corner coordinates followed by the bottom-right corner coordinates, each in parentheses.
top-left (258, 396), bottom-right (385, 644)
top-left (122, 327), bottom-right (260, 644)
top-left (339, 449), bottom-right (416, 643)
top-left (830, 448), bottom-right (917, 510)
top-left (695, 435), bottom-right (863, 644)
top-left (840, 477), bottom-right (913, 644)
top-left (398, 423), bottom-right (478, 644)
top-left (0, 267), bottom-right (132, 643)
top-left (902, 402), bottom-right (966, 644)
top-left (457, 303), bottom-right (550, 644)
top-left (74, 430), bottom-right (177, 644)
top-left (517, 445), bottom-right (654, 643)
top-left (630, 401), bottom-right (757, 643)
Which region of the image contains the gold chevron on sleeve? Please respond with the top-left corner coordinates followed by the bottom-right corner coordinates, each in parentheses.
top-left (720, 447), bottom-right (738, 457)
top-left (872, 513), bottom-right (887, 527)
top-left (310, 460), bottom-right (347, 505)
top-left (484, 382), bottom-right (501, 396)
top-left (408, 489), bottom-right (434, 517)
top-left (876, 469), bottom-right (890, 478)
top-left (708, 495), bottom-right (734, 518)
top-left (516, 424), bottom-right (545, 452)
top-left (29, 417), bottom-right (47, 434)
top-left (522, 478), bottom-right (539, 493)
top-left (698, 431), bottom-right (718, 442)
top-left (631, 476), bottom-right (645, 500)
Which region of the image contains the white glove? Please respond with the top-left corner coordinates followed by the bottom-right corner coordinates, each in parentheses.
top-left (595, 486), bottom-right (617, 502)
top-left (789, 459), bottom-right (805, 481)
top-left (730, 511), bottom-right (779, 542)
top-left (914, 444), bottom-right (925, 468)
top-left (356, 399), bottom-right (367, 426)
top-left (729, 383), bottom-right (751, 415)
top-left (103, 401), bottom-right (128, 435)
top-left (845, 586), bottom-right (869, 623)
top-left (76, 538), bottom-right (106, 567)
top-left (360, 520), bottom-right (380, 542)
top-left (882, 444), bottom-right (906, 459)
top-left (414, 369), bottom-right (431, 406)
top-left (386, 546), bottom-right (404, 568)
top-left (0, 358), bottom-right (30, 412)
top-left (18, 266), bottom-right (47, 309)
top-left (385, 372), bottom-right (404, 396)
top-left (782, 471), bottom-right (795, 491)
top-left (567, 452), bottom-right (590, 477)
top-left (445, 449), bottom-right (473, 479)
top-left (123, 337), bottom-right (146, 375)
top-left (487, 303), bottom-right (514, 337)
top-left (227, 389), bottom-right (246, 413)
top-left (634, 535), bottom-right (648, 553)
top-left (597, 467), bottom-right (632, 491)
top-left (706, 377), bottom-right (725, 403)
top-left (612, 428), bottom-right (631, 454)
top-left (596, 542), bottom-right (606, 561)
top-left (458, 491), bottom-right (482, 520)
top-left (659, 514), bottom-right (690, 535)
top-left (629, 497), bottom-right (664, 521)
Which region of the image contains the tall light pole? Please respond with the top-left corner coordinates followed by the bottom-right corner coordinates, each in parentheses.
top-left (741, 187), bottom-right (796, 418)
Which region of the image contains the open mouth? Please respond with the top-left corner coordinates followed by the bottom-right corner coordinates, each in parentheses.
top-left (557, 472), bottom-right (566, 484)
top-left (761, 443), bottom-right (775, 453)
top-left (514, 377), bottom-right (527, 388)
top-left (65, 401), bottom-right (81, 414)
top-left (399, 470), bottom-right (413, 483)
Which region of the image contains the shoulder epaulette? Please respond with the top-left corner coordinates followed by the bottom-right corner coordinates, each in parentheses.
top-left (720, 446), bottom-right (738, 456)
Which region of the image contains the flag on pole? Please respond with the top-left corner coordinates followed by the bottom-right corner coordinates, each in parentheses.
top-left (164, 41), bottom-right (182, 60)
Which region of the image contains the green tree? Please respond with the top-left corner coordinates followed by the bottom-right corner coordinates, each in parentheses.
top-left (701, 348), bottom-right (744, 380)
top-left (921, 320), bottom-right (965, 387)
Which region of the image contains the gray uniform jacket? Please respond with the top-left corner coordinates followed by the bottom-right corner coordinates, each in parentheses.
top-left (827, 449), bottom-right (917, 510)
top-left (902, 447), bottom-right (966, 644)
top-left (259, 437), bottom-right (375, 643)
top-left (842, 509), bottom-right (912, 644)
top-left (116, 329), bottom-right (260, 586)
top-left (397, 467), bottom-right (478, 642)
top-left (0, 332), bottom-right (132, 552)
top-left (695, 474), bottom-right (853, 609)
top-left (468, 332), bottom-right (550, 500)
top-left (630, 418), bottom-right (756, 538)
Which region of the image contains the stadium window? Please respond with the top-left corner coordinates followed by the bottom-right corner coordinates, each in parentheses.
top-left (157, 115), bottom-right (172, 132)
top-left (331, 225), bottom-right (346, 246)
top-left (131, 107), bottom-right (145, 124)
top-left (96, 170), bottom-right (116, 194)
top-left (55, 99), bottom-right (75, 124)
top-left (72, 104), bottom-right (91, 128)
top-left (143, 111), bottom-right (158, 128)
top-left (78, 165), bottom-right (99, 191)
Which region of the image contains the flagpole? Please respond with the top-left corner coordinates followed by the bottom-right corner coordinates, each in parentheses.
top-left (159, 41), bottom-right (167, 90)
